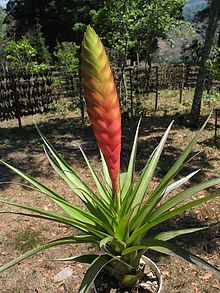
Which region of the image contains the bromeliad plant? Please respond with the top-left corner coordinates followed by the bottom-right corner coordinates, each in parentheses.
top-left (0, 26), bottom-right (220, 292)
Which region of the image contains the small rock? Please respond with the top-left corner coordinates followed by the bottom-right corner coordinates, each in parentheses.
top-left (53, 267), bottom-right (73, 283)
top-left (147, 272), bottom-right (157, 281)
top-left (147, 272), bottom-right (154, 278)
top-left (138, 282), bottom-right (158, 293)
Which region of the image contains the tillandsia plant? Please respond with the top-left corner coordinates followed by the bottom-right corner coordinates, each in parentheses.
top-left (0, 26), bottom-right (220, 292)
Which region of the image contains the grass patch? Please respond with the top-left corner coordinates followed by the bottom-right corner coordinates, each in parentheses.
top-left (6, 227), bottom-right (47, 253)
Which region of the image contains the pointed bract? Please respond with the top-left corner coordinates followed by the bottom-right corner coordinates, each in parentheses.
top-left (81, 26), bottom-right (121, 193)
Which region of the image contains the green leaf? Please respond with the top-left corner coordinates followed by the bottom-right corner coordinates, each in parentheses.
top-left (121, 119), bottom-right (141, 198)
top-left (42, 138), bottom-right (116, 230)
top-left (78, 144), bottom-right (111, 205)
top-left (0, 210), bottom-right (91, 229)
top-left (100, 236), bottom-right (126, 254)
top-left (0, 236), bottom-right (97, 274)
top-left (150, 227), bottom-right (207, 241)
top-left (127, 192), bottom-right (220, 244)
top-left (115, 203), bottom-right (134, 241)
top-left (100, 151), bottom-right (112, 193)
top-left (132, 121), bottom-right (173, 209)
top-left (36, 125), bottom-right (92, 200)
top-left (0, 198), bottom-right (87, 231)
top-left (148, 114), bottom-right (211, 206)
top-left (79, 255), bottom-right (112, 293)
top-left (43, 145), bottom-right (97, 208)
top-left (43, 147), bottom-right (114, 233)
top-left (122, 239), bottom-right (220, 276)
top-left (0, 197), bottom-right (108, 238)
top-left (119, 172), bottom-right (127, 191)
top-left (130, 116), bottom-right (212, 235)
top-left (151, 242), bottom-right (220, 276)
top-left (0, 160), bottom-right (102, 227)
top-left (52, 254), bottom-right (98, 263)
top-left (118, 185), bottom-right (133, 221)
top-left (149, 178), bottom-right (220, 221)
top-left (128, 122), bottom-right (173, 231)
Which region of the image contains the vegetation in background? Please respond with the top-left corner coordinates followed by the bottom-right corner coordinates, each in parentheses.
top-left (27, 21), bottom-right (51, 64)
top-left (4, 36), bottom-right (49, 73)
top-left (181, 38), bottom-right (204, 65)
top-left (0, 7), bottom-right (6, 71)
top-left (206, 46), bottom-right (220, 79)
top-left (53, 41), bottom-right (81, 110)
top-left (190, 0), bottom-right (220, 126)
top-left (91, 0), bottom-right (186, 66)
top-left (0, 0), bottom-right (219, 126)
top-left (0, 7), bottom-right (5, 44)
top-left (54, 41), bottom-right (79, 75)
top-left (5, 0), bottom-right (99, 51)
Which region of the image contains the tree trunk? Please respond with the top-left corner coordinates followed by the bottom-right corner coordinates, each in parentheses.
top-left (190, 0), bottom-right (220, 127)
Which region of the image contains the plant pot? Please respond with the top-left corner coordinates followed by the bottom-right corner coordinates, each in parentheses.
top-left (92, 255), bottom-right (163, 293)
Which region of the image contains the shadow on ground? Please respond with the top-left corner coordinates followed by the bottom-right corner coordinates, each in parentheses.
top-left (0, 113), bottom-right (215, 188)
top-left (145, 211), bottom-right (220, 263)
top-left (0, 112), bottom-right (219, 266)
top-left (0, 115), bottom-right (97, 184)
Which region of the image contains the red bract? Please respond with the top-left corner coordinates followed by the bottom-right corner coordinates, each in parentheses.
top-left (81, 26), bottom-right (121, 194)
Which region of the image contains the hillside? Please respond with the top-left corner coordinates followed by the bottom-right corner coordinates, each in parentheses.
top-left (183, 0), bottom-right (207, 22)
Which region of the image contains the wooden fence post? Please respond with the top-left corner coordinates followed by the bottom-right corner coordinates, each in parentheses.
top-left (179, 64), bottom-right (185, 104)
top-left (155, 66), bottom-right (159, 111)
top-left (129, 67), bottom-right (133, 118)
top-left (78, 69), bottom-right (84, 125)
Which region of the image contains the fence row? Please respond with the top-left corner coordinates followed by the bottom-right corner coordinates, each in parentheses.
top-left (0, 64), bottom-right (219, 126)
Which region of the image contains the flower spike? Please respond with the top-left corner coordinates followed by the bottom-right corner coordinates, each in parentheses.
top-left (81, 26), bottom-right (121, 195)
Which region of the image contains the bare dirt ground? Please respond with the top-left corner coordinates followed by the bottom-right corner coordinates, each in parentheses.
top-left (0, 92), bottom-right (219, 292)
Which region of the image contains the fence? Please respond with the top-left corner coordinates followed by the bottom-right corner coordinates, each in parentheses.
top-left (113, 64), bottom-right (218, 114)
top-left (0, 70), bottom-right (53, 127)
top-left (0, 64), bottom-right (219, 126)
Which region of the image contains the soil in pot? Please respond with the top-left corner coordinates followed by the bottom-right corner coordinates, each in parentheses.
top-left (93, 262), bottom-right (160, 293)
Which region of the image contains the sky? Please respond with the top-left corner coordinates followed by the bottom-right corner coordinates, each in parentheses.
top-left (0, 0), bottom-right (7, 9)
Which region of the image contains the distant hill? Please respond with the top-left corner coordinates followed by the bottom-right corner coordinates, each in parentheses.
top-left (183, 0), bottom-right (207, 22)
top-left (155, 0), bottom-right (208, 64)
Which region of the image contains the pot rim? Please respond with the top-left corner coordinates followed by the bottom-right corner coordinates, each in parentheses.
top-left (141, 255), bottom-right (163, 293)
top-left (92, 255), bottom-right (163, 293)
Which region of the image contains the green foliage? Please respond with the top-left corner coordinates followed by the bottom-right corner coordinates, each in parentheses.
top-left (91, 0), bottom-right (186, 61)
top-left (5, 36), bottom-right (36, 65)
top-left (48, 100), bottom-right (70, 119)
top-left (4, 35), bottom-right (49, 73)
top-left (0, 7), bottom-right (5, 43)
top-left (203, 90), bottom-right (219, 106)
top-left (125, 95), bottom-right (147, 118)
top-left (28, 21), bottom-right (51, 64)
top-left (53, 42), bottom-right (80, 106)
top-left (5, 0), bottom-right (187, 65)
top-left (181, 38), bottom-right (204, 65)
top-left (183, 97), bottom-right (193, 107)
top-left (206, 46), bottom-right (220, 79)
top-left (27, 63), bottom-right (50, 74)
top-left (6, 0), bottom-right (98, 51)
top-left (0, 7), bottom-right (6, 71)
top-left (54, 41), bottom-right (79, 75)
